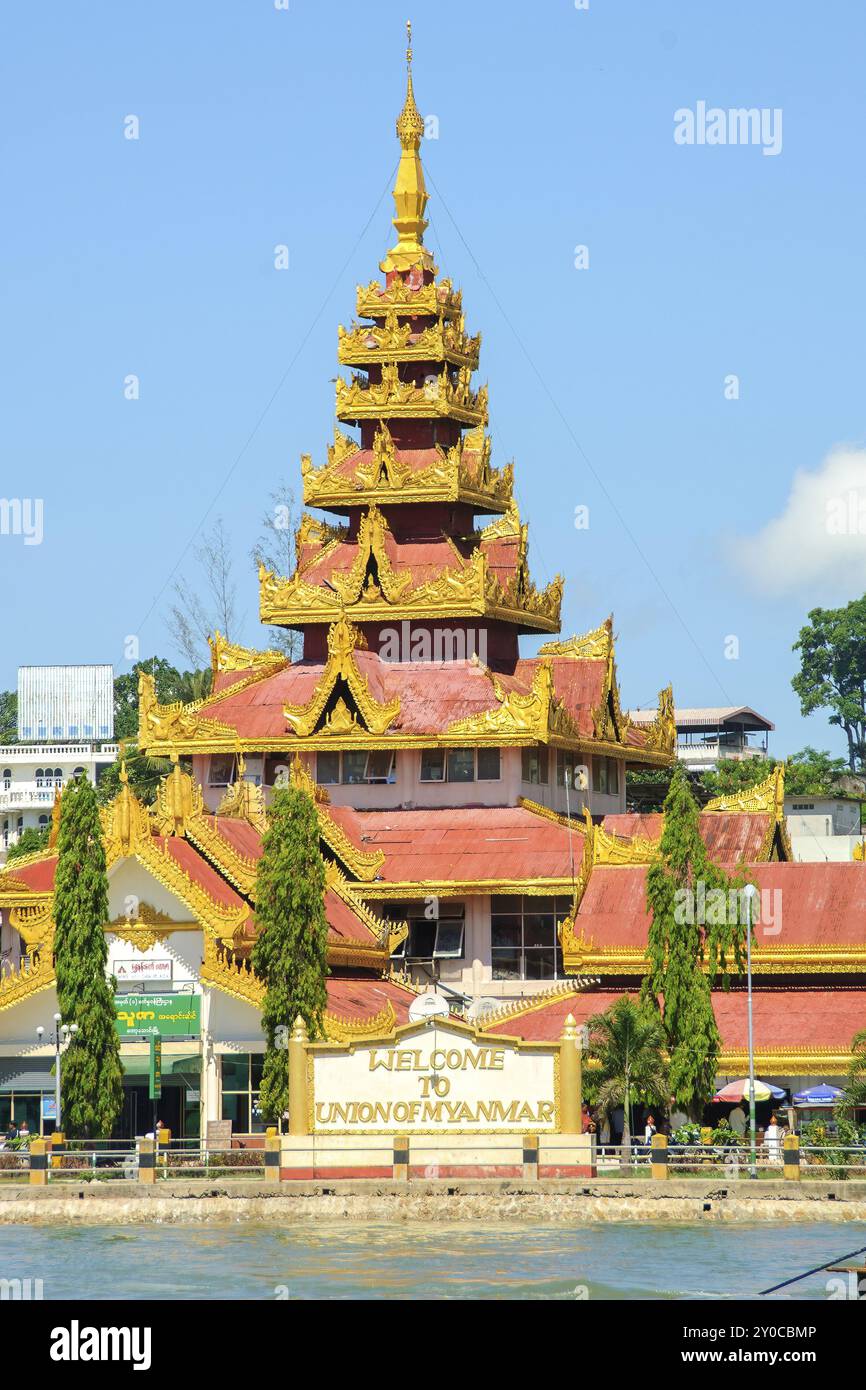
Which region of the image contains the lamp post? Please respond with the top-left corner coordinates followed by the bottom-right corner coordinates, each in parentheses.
top-left (742, 883), bottom-right (758, 1179)
top-left (35, 1014), bottom-right (79, 1132)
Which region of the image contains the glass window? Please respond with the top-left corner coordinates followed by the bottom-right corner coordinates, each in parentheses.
top-left (447, 748), bottom-right (475, 783)
top-left (433, 919), bottom-right (465, 959)
top-left (221, 1091), bottom-right (249, 1133)
top-left (341, 751), bottom-right (368, 784)
top-left (490, 895), bottom-right (566, 981)
top-left (420, 749), bottom-right (445, 782)
top-left (477, 747), bottom-right (501, 781)
top-left (607, 758), bottom-right (620, 795)
top-left (521, 747), bottom-right (548, 785)
top-left (316, 752), bottom-right (340, 785)
top-left (365, 751), bottom-right (395, 783)
top-left (209, 754), bottom-right (236, 786)
top-left (220, 1054), bottom-right (264, 1134)
top-left (592, 756), bottom-right (608, 794)
top-left (407, 919), bottom-right (436, 958)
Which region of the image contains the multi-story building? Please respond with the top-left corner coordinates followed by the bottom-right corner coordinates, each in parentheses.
top-left (0, 39), bottom-right (862, 1140)
top-left (629, 705), bottom-right (773, 771)
top-left (0, 666), bottom-right (117, 857)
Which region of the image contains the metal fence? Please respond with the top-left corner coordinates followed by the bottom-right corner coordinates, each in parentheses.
top-left (597, 1142), bottom-right (866, 1179)
top-left (0, 1137), bottom-right (267, 1182)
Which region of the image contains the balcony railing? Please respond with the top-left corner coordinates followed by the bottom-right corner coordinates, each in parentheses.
top-left (0, 743), bottom-right (119, 761)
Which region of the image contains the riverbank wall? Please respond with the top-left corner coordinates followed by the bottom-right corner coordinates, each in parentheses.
top-left (2, 1179), bottom-right (866, 1224)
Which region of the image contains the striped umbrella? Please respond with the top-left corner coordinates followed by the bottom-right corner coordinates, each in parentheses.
top-left (712, 1078), bottom-right (787, 1103)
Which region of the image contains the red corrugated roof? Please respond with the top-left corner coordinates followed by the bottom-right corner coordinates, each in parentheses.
top-left (489, 986), bottom-right (866, 1051)
top-left (327, 804), bottom-right (584, 883)
top-left (326, 976), bottom-right (418, 1024)
top-left (576, 860), bottom-right (866, 949)
top-left (602, 812), bottom-right (773, 862)
top-left (0, 856), bottom-right (58, 892)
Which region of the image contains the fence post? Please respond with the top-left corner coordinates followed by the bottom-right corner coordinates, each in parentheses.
top-left (650, 1133), bottom-right (669, 1181)
top-left (523, 1132), bottom-right (539, 1180)
top-left (289, 1015), bottom-right (310, 1137)
top-left (29, 1138), bottom-right (48, 1186)
top-left (393, 1133), bottom-right (409, 1181)
top-left (139, 1137), bottom-right (156, 1185)
top-left (559, 1014), bottom-right (582, 1134)
top-left (264, 1132), bottom-right (281, 1183)
top-left (783, 1133), bottom-right (800, 1181)
top-left (49, 1131), bottom-right (65, 1170)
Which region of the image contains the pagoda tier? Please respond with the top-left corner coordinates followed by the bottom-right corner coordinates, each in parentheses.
top-left (258, 41), bottom-right (561, 653)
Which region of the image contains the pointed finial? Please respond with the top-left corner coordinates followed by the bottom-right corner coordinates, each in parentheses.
top-left (383, 18), bottom-right (433, 273)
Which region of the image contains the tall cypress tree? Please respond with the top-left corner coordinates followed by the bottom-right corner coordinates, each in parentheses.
top-left (642, 765), bottom-right (746, 1117)
top-left (53, 775), bottom-right (124, 1138)
top-left (252, 785), bottom-right (329, 1126)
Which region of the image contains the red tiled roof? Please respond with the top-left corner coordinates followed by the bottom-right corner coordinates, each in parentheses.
top-left (488, 986), bottom-right (866, 1052)
top-left (602, 812), bottom-right (772, 862)
top-left (519, 657), bottom-right (607, 739)
top-left (324, 888), bottom-right (378, 945)
top-left (327, 804), bottom-right (584, 884)
top-left (157, 836), bottom-right (250, 912)
top-left (326, 976), bottom-right (418, 1025)
top-left (575, 860), bottom-right (866, 949)
top-left (297, 531), bottom-right (480, 590)
top-left (0, 856), bottom-right (58, 892)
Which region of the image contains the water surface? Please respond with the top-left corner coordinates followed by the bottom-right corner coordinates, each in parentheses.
top-left (2, 1220), bottom-right (862, 1299)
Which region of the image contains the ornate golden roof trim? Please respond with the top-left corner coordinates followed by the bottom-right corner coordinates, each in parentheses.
top-left (0, 948), bottom-right (55, 1013)
top-left (185, 817), bottom-right (259, 898)
top-left (200, 935), bottom-right (264, 1008)
top-left (324, 1001), bottom-right (397, 1042)
top-left (336, 363), bottom-right (488, 427)
top-left (354, 876), bottom-right (578, 901)
top-left (338, 312), bottom-right (480, 370)
top-left (138, 667), bottom-right (275, 754)
top-left (209, 632), bottom-right (287, 678)
top-left (282, 615), bottom-right (401, 739)
top-left (356, 276), bottom-right (462, 321)
top-left (539, 616), bottom-right (614, 661)
top-left (562, 940), bottom-right (866, 977)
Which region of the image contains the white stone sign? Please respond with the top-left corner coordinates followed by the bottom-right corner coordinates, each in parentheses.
top-left (310, 1018), bottom-right (558, 1134)
top-left (113, 958), bottom-right (173, 984)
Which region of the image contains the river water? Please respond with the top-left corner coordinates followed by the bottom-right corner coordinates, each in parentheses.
top-left (1, 1220), bottom-right (863, 1299)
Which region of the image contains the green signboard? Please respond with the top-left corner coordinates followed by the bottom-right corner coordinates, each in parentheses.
top-left (149, 1035), bottom-right (162, 1101)
top-left (115, 993), bottom-right (201, 1039)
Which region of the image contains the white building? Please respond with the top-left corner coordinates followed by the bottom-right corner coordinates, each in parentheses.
top-left (1, 666), bottom-right (117, 858)
top-left (784, 794), bottom-right (864, 863)
top-left (629, 705), bottom-right (773, 771)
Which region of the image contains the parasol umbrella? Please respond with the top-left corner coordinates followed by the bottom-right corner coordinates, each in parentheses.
top-left (712, 1078), bottom-right (786, 1103)
top-left (792, 1082), bottom-right (844, 1107)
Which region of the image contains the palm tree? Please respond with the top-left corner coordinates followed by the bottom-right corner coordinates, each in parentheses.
top-left (588, 996), bottom-right (668, 1164)
top-left (839, 1029), bottom-right (866, 1118)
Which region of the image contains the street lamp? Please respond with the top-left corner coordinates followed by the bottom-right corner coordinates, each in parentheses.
top-left (742, 883), bottom-right (758, 1179)
top-left (36, 1015), bottom-right (79, 1132)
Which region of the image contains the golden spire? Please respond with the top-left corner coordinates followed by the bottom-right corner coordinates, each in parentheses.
top-left (381, 21), bottom-right (434, 274)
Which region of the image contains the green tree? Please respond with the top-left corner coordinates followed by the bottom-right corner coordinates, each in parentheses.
top-left (52, 776), bottom-right (123, 1138)
top-left (642, 765), bottom-right (746, 1117)
top-left (587, 996), bottom-right (668, 1161)
top-left (698, 756), bottom-right (776, 800)
top-left (5, 825), bottom-right (49, 863)
top-left (792, 599), bottom-right (866, 772)
top-left (785, 746), bottom-right (849, 795)
top-left (839, 1029), bottom-right (866, 1118)
top-left (251, 785), bottom-right (329, 1127)
top-left (0, 690), bottom-right (17, 744)
top-left (113, 658), bottom-right (211, 741)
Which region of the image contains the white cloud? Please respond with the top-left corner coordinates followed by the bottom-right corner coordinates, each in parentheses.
top-left (739, 446), bottom-right (866, 597)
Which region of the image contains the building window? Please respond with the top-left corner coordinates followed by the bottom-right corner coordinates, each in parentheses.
top-left (208, 754), bottom-right (237, 786)
top-left (388, 902), bottom-right (465, 961)
top-left (2, 770), bottom-right (10, 790)
top-left (220, 1053), bottom-right (264, 1134)
top-left (38, 815), bottom-right (48, 828)
top-left (591, 758), bottom-right (620, 795)
top-left (419, 749), bottom-right (501, 783)
top-left (315, 752), bottom-right (396, 785)
top-left (491, 895), bottom-right (570, 981)
top-left (521, 747), bottom-right (549, 785)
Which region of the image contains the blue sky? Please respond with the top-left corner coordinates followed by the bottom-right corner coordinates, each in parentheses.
top-left (3, 1), bottom-right (865, 758)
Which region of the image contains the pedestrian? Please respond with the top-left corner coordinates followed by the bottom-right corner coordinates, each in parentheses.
top-left (644, 1114), bottom-right (657, 1147)
top-left (764, 1112), bottom-right (782, 1165)
top-left (17, 1121), bottom-right (31, 1148)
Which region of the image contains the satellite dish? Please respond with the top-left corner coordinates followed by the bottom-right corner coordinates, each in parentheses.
top-left (466, 997), bottom-right (500, 1022)
top-left (409, 992), bottom-right (450, 1022)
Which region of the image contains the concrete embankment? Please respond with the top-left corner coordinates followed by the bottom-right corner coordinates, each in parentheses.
top-left (2, 1179), bottom-right (866, 1224)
